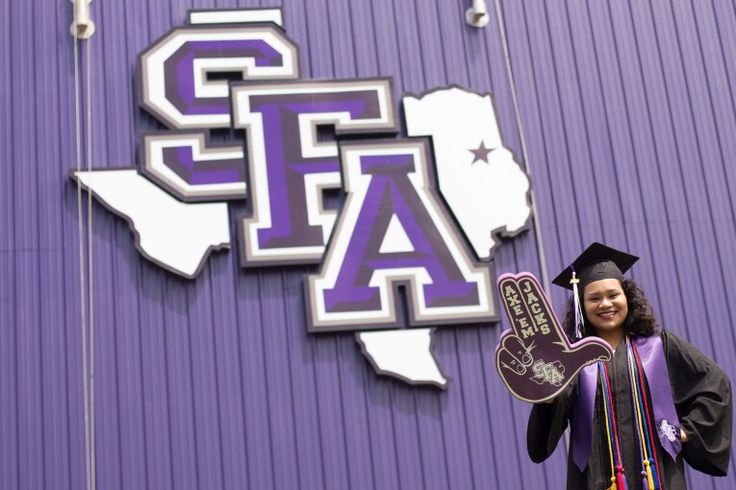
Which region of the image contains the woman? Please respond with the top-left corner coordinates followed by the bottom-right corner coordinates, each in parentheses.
top-left (527, 242), bottom-right (732, 489)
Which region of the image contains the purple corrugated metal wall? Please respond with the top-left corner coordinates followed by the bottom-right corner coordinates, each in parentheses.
top-left (1, 0), bottom-right (735, 488)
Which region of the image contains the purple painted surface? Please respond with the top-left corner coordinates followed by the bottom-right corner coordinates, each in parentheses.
top-left (1, 0), bottom-right (735, 489)
top-left (166, 39), bottom-right (281, 115)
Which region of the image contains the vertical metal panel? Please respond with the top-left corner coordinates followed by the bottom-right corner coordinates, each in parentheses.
top-left (0, 2), bottom-right (16, 489)
top-left (1, 0), bottom-right (735, 489)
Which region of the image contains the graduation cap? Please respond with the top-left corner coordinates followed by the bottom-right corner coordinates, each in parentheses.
top-left (552, 242), bottom-right (639, 339)
top-left (552, 242), bottom-right (639, 291)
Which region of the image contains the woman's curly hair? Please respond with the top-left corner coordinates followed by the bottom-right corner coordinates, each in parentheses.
top-left (562, 278), bottom-right (659, 341)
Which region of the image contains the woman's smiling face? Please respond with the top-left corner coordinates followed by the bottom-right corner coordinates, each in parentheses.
top-left (583, 278), bottom-right (629, 336)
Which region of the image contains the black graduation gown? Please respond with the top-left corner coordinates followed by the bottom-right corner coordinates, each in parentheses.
top-left (527, 331), bottom-right (732, 489)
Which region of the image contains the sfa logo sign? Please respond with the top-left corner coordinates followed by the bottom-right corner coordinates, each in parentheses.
top-left (72, 8), bottom-right (531, 387)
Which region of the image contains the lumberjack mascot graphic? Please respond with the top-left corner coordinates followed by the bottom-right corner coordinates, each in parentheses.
top-left (495, 273), bottom-right (612, 403)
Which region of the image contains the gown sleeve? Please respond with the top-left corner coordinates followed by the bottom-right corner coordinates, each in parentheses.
top-left (527, 379), bottom-right (577, 463)
top-left (664, 331), bottom-right (733, 476)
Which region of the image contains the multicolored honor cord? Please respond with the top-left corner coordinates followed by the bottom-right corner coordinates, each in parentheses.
top-left (599, 338), bottom-right (664, 490)
top-left (628, 338), bottom-right (663, 489)
top-left (599, 361), bottom-right (627, 490)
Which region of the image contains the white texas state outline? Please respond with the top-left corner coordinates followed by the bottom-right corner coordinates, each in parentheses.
top-left (73, 169), bottom-right (230, 279)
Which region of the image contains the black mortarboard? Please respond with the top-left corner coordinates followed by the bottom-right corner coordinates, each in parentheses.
top-left (552, 242), bottom-right (639, 291)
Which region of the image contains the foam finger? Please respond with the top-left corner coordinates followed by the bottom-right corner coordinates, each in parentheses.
top-left (500, 334), bottom-right (533, 366)
top-left (497, 348), bottom-right (527, 375)
top-left (497, 275), bottom-right (533, 341)
top-left (514, 273), bottom-right (568, 346)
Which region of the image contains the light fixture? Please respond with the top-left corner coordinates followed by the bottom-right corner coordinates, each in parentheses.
top-left (466, 0), bottom-right (490, 28)
top-left (70, 0), bottom-right (95, 39)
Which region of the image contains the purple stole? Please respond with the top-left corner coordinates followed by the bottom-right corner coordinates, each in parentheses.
top-left (571, 334), bottom-right (682, 471)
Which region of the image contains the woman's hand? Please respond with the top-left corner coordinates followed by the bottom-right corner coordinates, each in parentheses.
top-left (680, 428), bottom-right (689, 443)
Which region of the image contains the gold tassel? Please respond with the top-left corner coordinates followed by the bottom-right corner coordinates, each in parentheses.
top-left (607, 476), bottom-right (617, 490)
top-left (644, 460), bottom-right (655, 490)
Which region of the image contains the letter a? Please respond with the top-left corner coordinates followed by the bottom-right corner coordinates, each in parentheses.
top-left (305, 139), bottom-right (497, 331)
